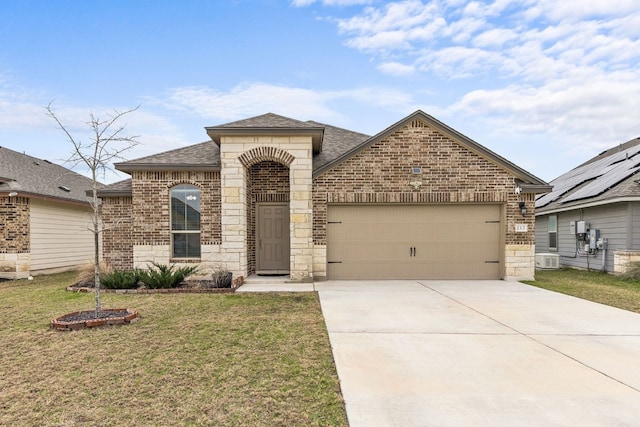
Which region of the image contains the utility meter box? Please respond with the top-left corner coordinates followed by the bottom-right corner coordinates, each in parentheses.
top-left (589, 229), bottom-right (600, 250)
top-left (569, 221), bottom-right (576, 235)
top-left (576, 221), bottom-right (588, 234)
top-left (576, 220), bottom-right (589, 240)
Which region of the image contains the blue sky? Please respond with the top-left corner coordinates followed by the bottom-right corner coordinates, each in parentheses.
top-left (1, 0), bottom-right (639, 183)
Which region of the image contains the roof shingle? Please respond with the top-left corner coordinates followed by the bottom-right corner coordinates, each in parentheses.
top-left (0, 146), bottom-right (96, 204)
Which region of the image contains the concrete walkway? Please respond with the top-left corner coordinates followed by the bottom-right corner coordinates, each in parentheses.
top-left (315, 280), bottom-right (640, 427)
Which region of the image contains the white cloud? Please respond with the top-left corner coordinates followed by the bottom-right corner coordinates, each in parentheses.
top-left (377, 61), bottom-right (416, 76)
top-left (155, 83), bottom-right (338, 122)
top-left (333, 0), bottom-right (640, 83)
top-left (151, 82), bottom-right (414, 123)
top-left (449, 69), bottom-right (640, 148)
top-left (291, 0), bottom-right (372, 6)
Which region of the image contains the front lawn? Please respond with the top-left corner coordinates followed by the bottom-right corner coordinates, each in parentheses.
top-left (0, 272), bottom-right (347, 426)
top-left (524, 268), bottom-right (640, 314)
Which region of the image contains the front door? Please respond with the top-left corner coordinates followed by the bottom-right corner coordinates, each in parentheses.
top-left (257, 203), bottom-right (290, 274)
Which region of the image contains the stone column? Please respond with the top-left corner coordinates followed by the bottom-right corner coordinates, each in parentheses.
top-left (219, 139), bottom-right (248, 277)
top-left (289, 155), bottom-right (314, 281)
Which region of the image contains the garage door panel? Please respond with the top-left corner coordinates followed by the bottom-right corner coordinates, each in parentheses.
top-left (327, 205), bottom-right (502, 280)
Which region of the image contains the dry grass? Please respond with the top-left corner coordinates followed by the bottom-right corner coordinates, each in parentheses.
top-left (524, 268), bottom-right (640, 314)
top-left (0, 272), bottom-right (347, 427)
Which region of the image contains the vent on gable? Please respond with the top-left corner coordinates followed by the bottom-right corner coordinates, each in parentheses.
top-left (410, 119), bottom-right (426, 128)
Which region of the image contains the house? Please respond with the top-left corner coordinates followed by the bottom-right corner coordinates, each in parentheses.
top-left (0, 146), bottom-right (96, 279)
top-left (535, 137), bottom-right (640, 273)
top-left (97, 110), bottom-right (550, 282)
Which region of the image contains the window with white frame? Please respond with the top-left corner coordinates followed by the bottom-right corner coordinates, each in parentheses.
top-left (548, 215), bottom-right (557, 251)
top-left (170, 184), bottom-right (201, 258)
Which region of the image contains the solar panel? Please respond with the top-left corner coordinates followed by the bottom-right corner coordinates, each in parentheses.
top-left (562, 163), bottom-right (640, 203)
top-left (536, 143), bottom-right (640, 208)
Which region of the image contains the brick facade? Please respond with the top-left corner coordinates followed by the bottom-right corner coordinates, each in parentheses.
top-left (312, 119), bottom-right (536, 280)
top-left (100, 171), bottom-right (221, 271)
top-left (0, 196), bottom-right (30, 278)
top-left (99, 113), bottom-right (541, 281)
top-left (0, 196), bottom-right (30, 253)
top-left (101, 196), bottom-right (134, 270)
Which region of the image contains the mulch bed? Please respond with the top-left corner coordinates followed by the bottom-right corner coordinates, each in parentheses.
top-left (67, 278), bottom-right (244, 294)
top-left (51, 308), bottom-right (139, 331)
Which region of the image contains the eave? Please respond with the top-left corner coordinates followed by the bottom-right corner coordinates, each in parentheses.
top-left (115, 163), bottom-right (219, 173)
top-left (205, 127), bottom-right (324, 154)
top-left (535, 196), bottom-right (640, 216)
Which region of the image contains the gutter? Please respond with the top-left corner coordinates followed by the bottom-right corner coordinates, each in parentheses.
top-left (535, 196), bottom-right (640, 216)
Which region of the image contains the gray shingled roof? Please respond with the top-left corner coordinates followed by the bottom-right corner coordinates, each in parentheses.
top-left (307, 120), bottom-right (370, 173)
top-left (216, 113), bottom-right (319, 129)
top-left (102, 111), bottom-right (549, 197)
top-left (114, 141), bottom-right (219, 172)
top-left (0, 146), bottom-right (95, 204)
top-left (96, 178), bottom-right (132, 197)
top-left (536, 137), bottom-right (640, 213)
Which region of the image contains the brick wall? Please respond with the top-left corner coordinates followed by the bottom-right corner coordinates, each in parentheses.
top-left (100, 170), bottom-right (221, 270)
top-left (0, 196), bottom-right (30, 278)
top-left (0, 196), bottom-right (30, 253)
top-left (101, 196), bottom-right (134, 270)
top-left (313, 121), bottom-right (535, 246)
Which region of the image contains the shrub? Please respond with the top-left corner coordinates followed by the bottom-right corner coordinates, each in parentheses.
top-left (210, 266), bottom-right (233, 288)
top-left (137, 262), bottom-right (199, 289)
top-left (101, 269), bottom-right (140, 289)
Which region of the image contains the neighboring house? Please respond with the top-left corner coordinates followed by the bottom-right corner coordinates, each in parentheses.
top-left (98, 110), bottom-right (550, 282)
top-left (0, 146), bottom-right (96, 279)
top-left (535, 137), bottom-right (640, 273)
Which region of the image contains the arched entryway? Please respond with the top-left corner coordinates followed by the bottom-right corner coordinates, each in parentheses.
top-left (246, 160), bottom-right (290, 276)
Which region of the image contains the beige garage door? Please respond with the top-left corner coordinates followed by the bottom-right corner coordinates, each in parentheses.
top-left (327, 204), bottom-right (502, 280)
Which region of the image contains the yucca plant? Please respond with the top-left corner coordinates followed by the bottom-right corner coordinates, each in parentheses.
top-left (137, 262), bottom-right (199, 289)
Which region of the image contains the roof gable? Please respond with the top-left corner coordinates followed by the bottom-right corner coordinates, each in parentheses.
top-left (0, 146), bottom-right (95, 204)
top-left (536, 137), bottom-right (640, 212)
top-left (314, 110), bottom-right (550, 191)
top-left (205, 113), bottom-right (324, 154)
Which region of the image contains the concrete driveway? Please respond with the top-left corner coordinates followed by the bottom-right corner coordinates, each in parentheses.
top-left (315, 280), bottom-right (640, 427)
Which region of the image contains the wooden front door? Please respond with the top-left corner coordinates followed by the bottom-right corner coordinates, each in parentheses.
top-left (257, 203), bottom-right (290, 274)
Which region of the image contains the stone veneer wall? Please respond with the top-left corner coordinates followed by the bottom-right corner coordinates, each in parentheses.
top-left (613, 250), bottom-right (640, 274)
top-left (0, 196), bottom-right (30, 279)
top-left (224, 140), bottom-right (313, 281)
top-left (312, 119), bottom-right (536, 281)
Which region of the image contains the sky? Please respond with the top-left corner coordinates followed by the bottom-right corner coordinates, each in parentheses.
top-left (1, 0), bottom-right (639, 184)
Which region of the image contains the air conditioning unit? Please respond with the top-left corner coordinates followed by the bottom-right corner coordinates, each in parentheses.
top-left (535, 253), bottom-right (560, 270)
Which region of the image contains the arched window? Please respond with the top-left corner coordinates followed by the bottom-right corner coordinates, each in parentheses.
top-left (170, 184), bottom-right (201, 258)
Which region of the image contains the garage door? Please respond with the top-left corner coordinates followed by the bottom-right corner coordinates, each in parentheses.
top-left (327, 204), bottom-right (502, 280)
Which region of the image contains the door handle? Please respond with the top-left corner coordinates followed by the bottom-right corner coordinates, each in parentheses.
top-left (413, 247), bottom-right (416, 257)
top-left (410, 246), bottom-right (416, 257)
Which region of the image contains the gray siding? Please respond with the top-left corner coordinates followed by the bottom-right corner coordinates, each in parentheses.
top-left (536, 202), bottom-right (639, 272)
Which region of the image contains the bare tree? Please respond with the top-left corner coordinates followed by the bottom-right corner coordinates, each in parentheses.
top-left (46, 102), bottom-right (140, 317)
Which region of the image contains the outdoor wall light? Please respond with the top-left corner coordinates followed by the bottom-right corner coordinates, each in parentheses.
top-left (8, 192), bottom-right (17, 197)
top-left (519, 201), bottom-right (527, 216)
